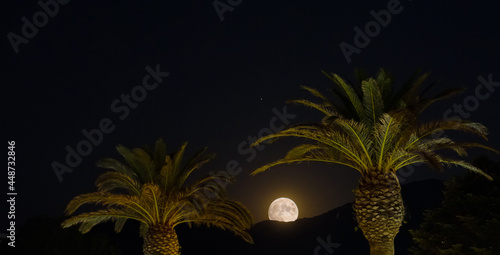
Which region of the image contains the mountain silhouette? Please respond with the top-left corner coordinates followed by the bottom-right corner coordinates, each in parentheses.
top-left (176, 178), bottom-right (444, 255)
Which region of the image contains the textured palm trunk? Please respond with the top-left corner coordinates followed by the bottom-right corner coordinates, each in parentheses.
top-left (354, 170), bottom-right (404, 255)
top-left (143, 225), bottom-right (180, 255)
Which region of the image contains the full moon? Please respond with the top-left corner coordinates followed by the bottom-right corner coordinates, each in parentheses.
top-left (268, 197), bottom-right (299, 222)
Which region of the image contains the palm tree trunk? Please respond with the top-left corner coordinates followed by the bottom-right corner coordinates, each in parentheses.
top-left (354, 171), bottom-right (404, 255)
top-left (369, 240), bottom-right (395, 255)
top-left (143, 225), bottom-right (180, 255)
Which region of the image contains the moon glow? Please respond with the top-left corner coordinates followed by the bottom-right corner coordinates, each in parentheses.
top-left (268, 197), bottom-right (299, 222)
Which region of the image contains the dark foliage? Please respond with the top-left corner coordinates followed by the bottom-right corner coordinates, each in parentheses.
top-left (0, 216), bottom-right (120, 255)
top-left (410, 157), bottom-right (500, 255)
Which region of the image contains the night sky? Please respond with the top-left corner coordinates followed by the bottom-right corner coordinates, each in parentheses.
top-left (2, 0), bottom-right (500, 229)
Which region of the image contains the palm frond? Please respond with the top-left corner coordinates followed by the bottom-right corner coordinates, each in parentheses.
top-left (114, 217), bottom-right (127, 233)
top-left (131, 147), bottom-right (157, 182)
top-left (331, 118), bottom-right (373, 166)
top-left (418, 151), bottom-right (444, 171)
top-left (251, 144), bottom-right (362, 175)
top-left (431, 142), bottom-right (500, 154)
top-left (175, 147), bottom-right (215, 191)
top-left (253, 124), bottom-right (368, 169)
top-left (95, 171), bottom-right (141, 195)
top-left (406, 120), bottom-right (489, 151)
top-left (139, 222), bottom-right (148, 237)
top-left (152, 138), bottom-right (168, 171)
top-left (61, 208), bottom-right (146, 233)
top-left (354, 68), bottom-right (369, 85)
top-left (375, 114), bottom-right (401, 169)
top-left (186, 200), bottom-right (254, 243)
top-left (115, 145), bottom-right (151, 183)
top-left (390, 70), bottom-right (429, 109)
top-left (361, 78), bottom-right (384, 128)
top-left (402, 72), bottom-right (429, 106)
top-left (96, 158), bottom-right (137, 178)
top-left (439, 158), bottom-right (493, 181)
top-left (375, 68), bottom-right (393, 103)
top-left (172, 142), bottom-right (188, 177)
top-left (288, 99), bottom-right (335, 117)
top-left (140, 183), bottom-right (162, 222)
top-left (64, 192), bottom-right (155, 224)
top-left (323, 71), bottom-right (363, 119)
top-left (409, 87), bottom-right (464, 116)
top-left (299, 85), bottom-right (329, 102)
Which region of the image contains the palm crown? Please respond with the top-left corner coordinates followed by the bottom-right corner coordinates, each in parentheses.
top-left (62, 139), bottom-right (253, 250)
top-left (251, 69), bottom-right (497, 255)
top-left (252, 69), bottom-right (496, 179)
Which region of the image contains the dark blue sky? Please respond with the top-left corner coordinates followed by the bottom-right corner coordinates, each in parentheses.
top-left (2, 0), bottom-right (500, 226)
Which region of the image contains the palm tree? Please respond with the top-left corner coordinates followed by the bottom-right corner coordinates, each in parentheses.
top-left (251, 69), bottom-right (497, 255)
top-left (62, 139), bottom-right (253, 255)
